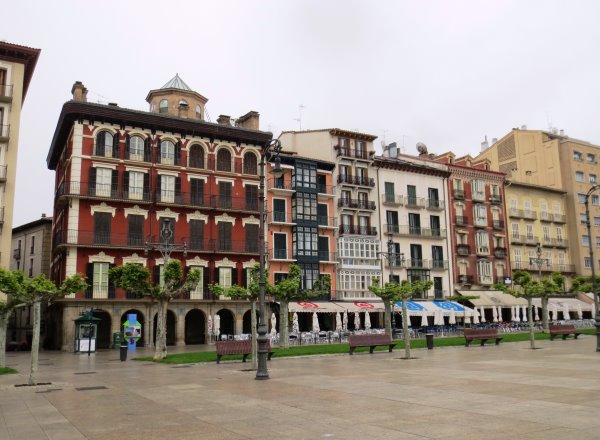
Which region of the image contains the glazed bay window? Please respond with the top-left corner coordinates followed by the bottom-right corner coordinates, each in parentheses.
top-left (273, 233), bottom-right (287, 259)
top-left (293, 226), bottom-right (318, 258)
top-left (477, 260), bottom-right (493, 284)
top-left (294, 162), bottom-right (317, 190)
top-left (293, 193), bottom-right (317, 222)
top-left (476, 231), bottom-right (490, 255)
top-left (473, 204), bottom-right (487, 227)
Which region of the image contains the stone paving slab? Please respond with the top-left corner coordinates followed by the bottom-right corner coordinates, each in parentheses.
top-left (0, 337), bottom-right (599, 439)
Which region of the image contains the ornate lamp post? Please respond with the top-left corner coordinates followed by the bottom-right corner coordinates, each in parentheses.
top-left (584, 184), bottom-right (600, 352)
top-left (529, 242), bottom-right (549, 329)
top-left (379, 234), bottom-right (404, 334)
top-left (257, 139), bottom-right (283, 380)
top-left (144, 218), bottom-right (187, 265)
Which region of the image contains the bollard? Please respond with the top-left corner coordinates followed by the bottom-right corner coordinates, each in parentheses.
top-left (120, 342), bottom-right (128, 361)
top-left (426, 333), bottom-right (434, 350)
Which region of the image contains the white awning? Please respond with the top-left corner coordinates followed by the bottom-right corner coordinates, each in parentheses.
top-left (333, 301), bottom-right (386, 312)
top-left (393, 300), bottom-right (475, 317)
top-left (459, 290), bottom-right (527, 307)
top-left (531, 297), bottom-right (593, 311)
top-left (287, 301), bottom-right (345, 313)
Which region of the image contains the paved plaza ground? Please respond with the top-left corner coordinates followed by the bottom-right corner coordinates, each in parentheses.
top-left (1, 337), bottom-right (599, 440)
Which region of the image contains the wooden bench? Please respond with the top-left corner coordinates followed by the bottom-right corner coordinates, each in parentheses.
top-left (463, 328), bottom-right (503, 347)
top-left (549, 325), bottom-right (582, 341)
top-left (215, 340), bottom-right (274, 364)
top-left (348, 334), bottom-right (396, 355)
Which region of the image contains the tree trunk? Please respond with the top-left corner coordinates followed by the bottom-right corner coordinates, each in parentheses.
top-left (402, 298), bottom-right (411, 359)
top-left (279, 300), bottom-right (289, 349)
top-left (0, 310), bottom-right (8, 368)
top-left (528, 297), bottom-right (535, 350)
top-left (154, 299), bottom-right (168, 361)
top-left (541, 296), bottom-right (549, 333)
top-left (251, 300), bottom-right (257, 370)
top-left (383, 299), bottom-right (392, 336)
top-left (28, 299), bottom-right (41, 385)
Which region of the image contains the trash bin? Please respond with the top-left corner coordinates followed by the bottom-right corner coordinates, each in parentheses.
top-left (426, 333), bottom-right (434, 350)
top-left (113, 332), bottom-right (122, 349)
top-left (119, 342), bottom-right (128, 361)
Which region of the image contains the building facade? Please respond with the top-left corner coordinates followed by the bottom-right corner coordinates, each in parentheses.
top-left (0, 42), bottom-right (40, 280)
top-left (266, 152), bottom-right (336, 294)
top-left (475, 128), bottom-right (597, 277)
top-left (278, 129), bottom-right (382, 302)
top-left (433, 153), bottom-right (509, 291)
top-left (46, 77), bottom-right (272, 351)
top-left (374, 148), bottom-right (453, 299)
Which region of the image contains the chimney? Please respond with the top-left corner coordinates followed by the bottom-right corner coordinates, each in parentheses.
top-left (481, 136), bottom-right (489, 151)
top-left (41, 213), bottom-right (46, 218)
top-left (236, 111), bottom-right (260, 130)
top-left (217, 115), bottom-right (231, 126)
top-left (71, 81), bottom-right (88, 102)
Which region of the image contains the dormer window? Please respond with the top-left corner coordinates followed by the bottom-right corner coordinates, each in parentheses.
top-left (159, 99), bottom-right (168, 113)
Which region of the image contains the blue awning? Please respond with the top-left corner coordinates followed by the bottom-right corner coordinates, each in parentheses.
top-left (394, 301), bottom-right (472, 316)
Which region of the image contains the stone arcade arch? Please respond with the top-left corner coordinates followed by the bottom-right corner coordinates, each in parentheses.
top-left (92, 310), bottom-right (112, 349)
top-left (216, 308), bottom-right (235, 339)
top-left (153, 309), bottom-right (176, 346)
top-left (185, 309), bottom-right (206, 345)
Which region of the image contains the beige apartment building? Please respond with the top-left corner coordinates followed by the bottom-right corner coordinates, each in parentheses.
top-left (0, 42), bottom-right (41, 284)
top-left (476, 128), bottom-right (600, 277)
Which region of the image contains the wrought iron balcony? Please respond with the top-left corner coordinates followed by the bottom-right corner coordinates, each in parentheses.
top-left (339, 225), bottom-right (377, 236)
top-left (455, 215), bottom-right (469, 226)
top-left (453, 188), bottom-right (465, 199)
top-left (390, 225), bottom-right (447, 238)
top-left (493, 219), bottom-right (504, 230)
top-left (489, 194), bottom-right (502, 205)
top-left (381, 194), bottom-right (404, 206)
top-left (338, 198), bottom-right (376, 210)
top-left (335, 146), bottom-right (370, 160)
top-left (456, 244), bottom-right (470, 256)
top-left (337, 174), bottom-right (375, 187)
top-left (426, 199), bottom-right (445, 210)
top-left (458, 275), bottom-right (473, 284)
top-left (493, 247), bottom-right (507, 258)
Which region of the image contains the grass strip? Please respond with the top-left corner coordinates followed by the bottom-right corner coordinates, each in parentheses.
top-left (134, 328), bottom-right (597, 365)
top-left (0, 367), bottom-right (18, 375)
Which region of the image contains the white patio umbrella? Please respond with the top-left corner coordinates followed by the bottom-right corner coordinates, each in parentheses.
top-left (492, 305), bottom-right (498, 323)
top-left (534, 305), bottom-right (540, 321)
top-left (472, 308), bottom-right (480, 325)
top-left (335, 312), bottom-right (343, 332)
top-left (515, 305), bottom-right (521, 322)
top-left (521, 305), bottom-right (527, 322)
top-left (208, 314), bottom-right (213, 339)
top-left (464, 310), bottom-right (472, 324)
top-left (270, 312), bottom-right (277, 338)
top-left (354, 311), bottom-right (361, 330)
top-left (312, 312), bottom-right (320, 333)
top-left (420, 313), bottom-right (428, 327)
top-left (497, 306), bottom-right (503, 322)
top-left (511, 306), bottom-right (516, 322)
top-left (342, 310), bottom-right (348, 331)
top-left (364, 311), bottom-right (371, 330)
top-left (434, 309), bottom-right (444, 326)
top-left (292, 312), bottom-right (299, 333)
top-left (214, 314), bottom-right (221, 339)
top-left (563, 303), bottom-right (570, 320)
top-left (449, 309), bottom-right (456, 325)
top-left (479, 306), bottom-right (486, 323)
top-left (551, 303), bottom-right (559, 321)
top-left (577, 303), bottom-right (583, 320)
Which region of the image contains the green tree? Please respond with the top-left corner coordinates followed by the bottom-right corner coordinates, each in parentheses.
top-left (369, 278), bottom-right (433, 359)
top-left (494, 270), bottom-right (564, 349)
top-left (0, 269), bottom-right (27, 368)
top-left (19, 273), bottom-right (87, 385)
top-left (110, 261), bottom-right (200, 361)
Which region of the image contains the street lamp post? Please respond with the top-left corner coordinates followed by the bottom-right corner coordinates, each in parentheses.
top-left (256, 138), bottom-right (283, 380)
top-left (529, 242), bottom-right (549, 331)
top-left (584, 184), bottom-right (600, 352)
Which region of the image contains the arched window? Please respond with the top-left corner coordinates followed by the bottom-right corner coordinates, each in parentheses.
top-left (159, 99), bottom-right (168, 113)
top-left (129, 136), bottom-right (144, 161)
top-left (161, 140), bottom-right (175, 165)
top-left (95, 131), bottom-right (113, 157)
top-left (189, 144), bottom-right (205, 169)
top-left (216, 148), bottom-right (231, 172)
top-left (195, 105), bottom-right (202, 119)
top-left (179, 99), bottom-right (188, 107)
top-left (243, 151), bottom-right (257, 175)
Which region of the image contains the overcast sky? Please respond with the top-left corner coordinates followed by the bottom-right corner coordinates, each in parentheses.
top-left (4, 0), bottom-right (600, 225)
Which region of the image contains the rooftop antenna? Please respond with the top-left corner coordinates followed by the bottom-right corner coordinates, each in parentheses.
top-left (293, 104), bottom-right (305, 130)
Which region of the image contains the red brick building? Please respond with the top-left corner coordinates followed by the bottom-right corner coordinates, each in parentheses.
top-left (433, 153), bottom-right (509, 291)
top-left (46, 76), bottom-right (272, 351)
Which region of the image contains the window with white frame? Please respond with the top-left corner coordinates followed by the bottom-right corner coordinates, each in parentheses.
top-left (514, 248), bottom-right (522, 268)
top-left (524, 199), bottom-right (532, 215)
top-left (129, 136), bottom-right (144, 161)
top-left (473, 204), bottom-right (487, 226)
top-left (553, 204), bottom-right (561, 214)
top-left (588, 153), bottom-right (596, 163)
top-left (578, 193), bottom-right (586, 204)
top-left (558, 252), bottom-right (566, 268)
top-left (593, 195), bottom-right (600, 206)
top-left (93, 262), bottom-right (109, 298)
top-left (573, 151), bottom-right (582, 161)
top-left (511, 223), bottom-right (520, 239)
top-left (472, 179), bottom-right (485, 201)
top-left (477, 260), bottom-right (493, 284)
top-left (591, 174), bottom-right (597, 184)
top-left (96, 167), bottom-right (112, 197)
top-left (219, 267), bottom-right (232, 288)
top-left (129, 171), bottom-right (144, 200)
top-left (526, 224), bottom-right (533, 240)
top-left (576, 171), bottom-right (584, 183)
top-left (580, 213), bottom-right (588, 224)
top-left (161, 140), bottom-right (175, 165)
top-left (583, 235), bottom-right (590, 247)
top-left (556, 227), bottom-right (563, 241)
top-left (190, 266), bottom-right (204, 299)
top-left (543, 226), bottom-right (550, 241)
top-left (476, 231), bottom-right (490, 254)
top-left (161, 175), bottom-right (175, 203)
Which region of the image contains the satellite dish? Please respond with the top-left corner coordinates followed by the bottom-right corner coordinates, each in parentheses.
top-left (416, 142), bottom-right (428, 155)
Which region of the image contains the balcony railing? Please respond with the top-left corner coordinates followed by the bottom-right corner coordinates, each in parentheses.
top-left (0, 124), bottom-right (9, 139)
top-left (489, 194), bottom-right (502, 204)
top-left (0, 165), bottom-right (6, 182)
top-left (431, 259), bottom-right (449, 270)
top-left (456, 244), bottom-right (470, 256)
top-left (381, 194), bottom-right (403, 206)
top-left (476, 246), bottom-right (490, 256)
top-left (552, 213), bottom-right (566, 223)
top-left (458, 275), bottom-right (473, 284)
top-left (317, 184), bottom-right (333, 195)
top-left (272, 248), bottom-right (290, 260)
top-left (388, 225), bottom-right (446, 238)
top-left (337, 174), bottom-right (376, 187)
top-left (478, 276), bottom-right (494, 285)
top-left (335, 146), bottom-right (369, 160)
top-left (405, 197), bottom-right (426, 208)
top-left (511, 262), bottom-right (576, 273)
top-left (455, 215), bottom-right (469, 226)
top-left (317, 216), bottom-right (337, 228)
top-left (0, 84), bottom-right (13, 100)
top-left (493, 219), bottom-right (504, 230)
top-left (318, 251), bottom-right (337, 262)
top-left (338, 198), bottom-right (376, 210)
top-left (509, 208), bottom-right (538, 219)
top-left (426, 199), bottom-right (445, 210)
top-left (494, 247), bottom-right (507, 258)
top-left (540, 211), bottom-right (552, 222)
top-left (334, 291), bottom-right (380, 301)
top-left (339, 225), bottom-right (377, 236)
top-left (453, 188), bottom-right (465, 199)
top-left (511, 235), bottom-right (539, 245)
top-left (269, 211), bottom-right (291, 223)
